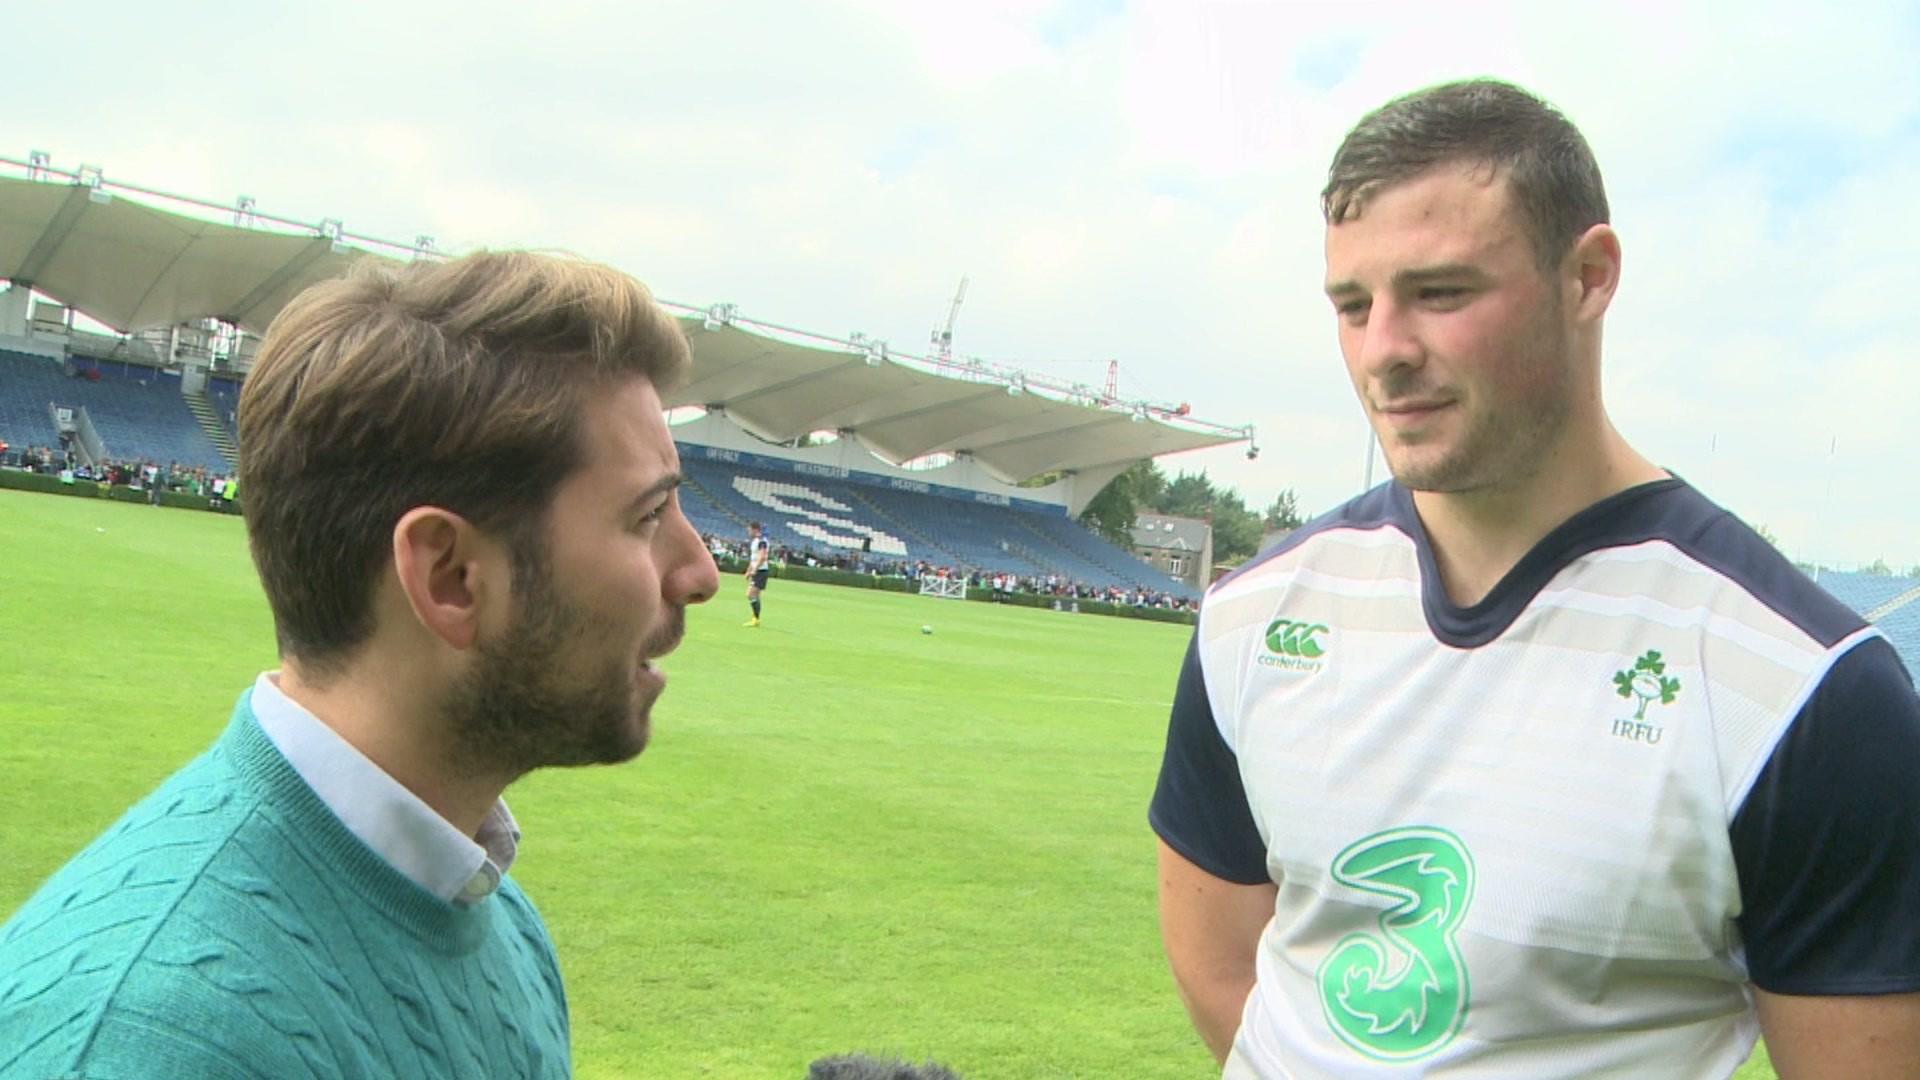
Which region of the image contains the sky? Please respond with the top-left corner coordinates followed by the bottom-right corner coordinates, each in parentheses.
top-left (7, 0), bottom-right (1917, 568)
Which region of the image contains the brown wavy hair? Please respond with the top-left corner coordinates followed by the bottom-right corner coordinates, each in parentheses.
top-left (238, 250), bottom-right (689, 676)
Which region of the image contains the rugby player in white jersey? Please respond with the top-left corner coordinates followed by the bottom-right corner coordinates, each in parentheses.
top-left (1151, 79), bottom-right (1920, 1078)
top-left (744, 520), bottom-right (771, 627)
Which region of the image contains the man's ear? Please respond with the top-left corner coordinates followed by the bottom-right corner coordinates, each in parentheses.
top-left (1565, 222), bottom-right (1622, 324)
top-left (390, 507), bottom-right (503, 652)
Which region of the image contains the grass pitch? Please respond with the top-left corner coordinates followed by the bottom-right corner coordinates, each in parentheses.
top-left (0, 489), bottom-right (1776, 1078)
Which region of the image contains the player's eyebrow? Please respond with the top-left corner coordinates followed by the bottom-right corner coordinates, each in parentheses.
top-left (1325, 263), bottom-right (1488, 299)
top-left (1392, 263), bottom-right (1486, 289)
top-left (625, 473), bottom-right (682, 514)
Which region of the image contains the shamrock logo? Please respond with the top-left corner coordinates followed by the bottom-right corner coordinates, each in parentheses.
top-left (1613, 650), bottom-right (1681, 721)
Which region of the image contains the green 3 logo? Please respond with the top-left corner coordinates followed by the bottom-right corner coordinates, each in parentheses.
top-left (1317, 827), bottom-right (1475, 1062)
top-left (1264, 618), bottom-right (1328, 658)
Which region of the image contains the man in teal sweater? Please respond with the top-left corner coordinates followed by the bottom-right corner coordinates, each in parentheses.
top-left (0, 251), bottom-right (721, 1076)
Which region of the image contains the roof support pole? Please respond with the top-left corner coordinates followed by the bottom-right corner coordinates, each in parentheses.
top-left (0, 281), bottom-right (29, 335)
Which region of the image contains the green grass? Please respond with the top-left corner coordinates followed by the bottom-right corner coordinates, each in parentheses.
top-left (0, 488), bottom-right (1777, 1078)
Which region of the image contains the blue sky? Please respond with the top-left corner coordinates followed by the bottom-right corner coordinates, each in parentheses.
top-left (6, 0), bottom-right (1916, 568)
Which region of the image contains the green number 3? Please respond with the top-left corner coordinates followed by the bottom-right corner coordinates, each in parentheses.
top-left (1317, 826), bottom-right (1475, 1061)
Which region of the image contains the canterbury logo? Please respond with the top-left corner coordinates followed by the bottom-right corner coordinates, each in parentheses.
top-left (1265, 618), bottom-right (1329, 659)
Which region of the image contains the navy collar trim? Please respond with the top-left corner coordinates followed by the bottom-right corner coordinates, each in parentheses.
top-left (1391, 478), bottom-right (1689, 648)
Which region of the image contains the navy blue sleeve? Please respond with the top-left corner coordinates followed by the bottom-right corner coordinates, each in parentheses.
top-left (1148, 632), bottom-right (1269, 885)
top-left (1731, 636), bottom-right (1920, 995)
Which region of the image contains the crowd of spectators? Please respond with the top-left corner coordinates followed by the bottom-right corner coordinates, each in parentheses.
top-left (702, 532), bottom-right (1197, 612)
top-left (1, 442), bottom-right (238, 507)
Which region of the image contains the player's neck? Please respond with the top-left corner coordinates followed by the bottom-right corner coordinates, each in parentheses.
top-left (276, 660), bottom-right (509, 839)
top-left (1410, 422), bottom-right (1665, 608)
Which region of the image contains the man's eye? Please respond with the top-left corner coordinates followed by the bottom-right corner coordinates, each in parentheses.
top-left (1420, 287), bottom-right (1468, 303)
top-left (1335, 300), bottom-right (1369, 321)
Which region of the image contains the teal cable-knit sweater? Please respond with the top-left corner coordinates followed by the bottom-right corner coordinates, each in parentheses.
top-left (0, 696), bottom-right (571, 1078)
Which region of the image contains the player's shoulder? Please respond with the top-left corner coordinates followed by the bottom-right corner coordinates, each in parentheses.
top-left (1573, 479), bottom-right (1867, 650)
top-left (1205, 483), bottom-right (1411, 600)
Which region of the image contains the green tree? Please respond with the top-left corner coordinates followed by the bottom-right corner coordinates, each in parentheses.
top-left (1076, 460), bottom-right (1166, 546)
top-left (1158, 472), bottom-right (1216, 518)
top-left (1077, 462), bottom-right (1276, 564)
top-left (1863, 558), bottom-right (1893, 576)
top-left (1209, 497), bottom-right (1263, 563)
top-left (1264, 489), bottom-right (1304, 531)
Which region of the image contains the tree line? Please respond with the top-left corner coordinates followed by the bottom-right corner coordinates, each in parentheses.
top-left (1075, 460), bottom-right (1302, 565)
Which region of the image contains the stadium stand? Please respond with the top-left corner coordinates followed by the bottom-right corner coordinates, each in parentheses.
top-left (1808, 569), bottom-right (1920, 677)
top-left (1807, 569), bottom-right (1917, 617)
top-left (678, 450), bottom-right (1196, 598)
top-left (0, 347), bottom-right (66, 451)
top-left (0, 349), bottom-right (231, 471)
top-left (205, 373), bottom-right (242, 443)
top-left (1861, 580), bottom-right (1920, 674)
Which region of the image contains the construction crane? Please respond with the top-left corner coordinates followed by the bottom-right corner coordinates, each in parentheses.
top-left (930, 275), bottom-right (968, 361)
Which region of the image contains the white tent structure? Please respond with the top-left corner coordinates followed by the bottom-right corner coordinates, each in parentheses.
top-left (0, 157), bottom-right (1254, 513)
top-left (667, 313), bottom-right (1251, 513)
top-left (0, 168), bottom-right (398, 335)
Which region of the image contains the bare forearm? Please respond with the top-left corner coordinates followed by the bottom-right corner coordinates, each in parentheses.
top-left (1173, 967), bottom-right (1256, 1063)
top-left (1157, 840), bottom-right (1274, 1064)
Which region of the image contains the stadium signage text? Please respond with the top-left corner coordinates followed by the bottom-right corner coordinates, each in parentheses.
top-left (674, 441), bottom-right (1067, 516)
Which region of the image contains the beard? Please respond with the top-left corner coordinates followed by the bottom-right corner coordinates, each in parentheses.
top-left (441, 547), bottom-right (681, 780)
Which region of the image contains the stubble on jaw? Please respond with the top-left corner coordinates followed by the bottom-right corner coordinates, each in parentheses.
top-left (1379, 292), bottom-right (1572, 496)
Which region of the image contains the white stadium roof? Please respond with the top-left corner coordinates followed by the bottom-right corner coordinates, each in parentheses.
top-left (0, 170), bottom-right (385, 335)
top-left (668, 312), bottom-right (1249, 492)
top-left (0, 156), bottom-right (1253, 493)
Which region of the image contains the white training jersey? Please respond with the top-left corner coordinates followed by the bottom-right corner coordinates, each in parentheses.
top-left (1151, 479), bottom-right (1920, 1078)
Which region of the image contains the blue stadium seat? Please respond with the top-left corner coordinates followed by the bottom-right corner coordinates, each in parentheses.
top-left (1812, 570), bottom-right (1918, 617)
top-left (0, 349), bottom-right (67, 450)
top-left (0, 351), bottom-right (232, 472)
top-left (1812, 569), bottom-right (1920, 678)
top-left (1875, 600), bottom-right (1920, 678)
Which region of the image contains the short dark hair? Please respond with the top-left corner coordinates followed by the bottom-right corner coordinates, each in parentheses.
top-left (1322, 78), bottom-right (1609, 268)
